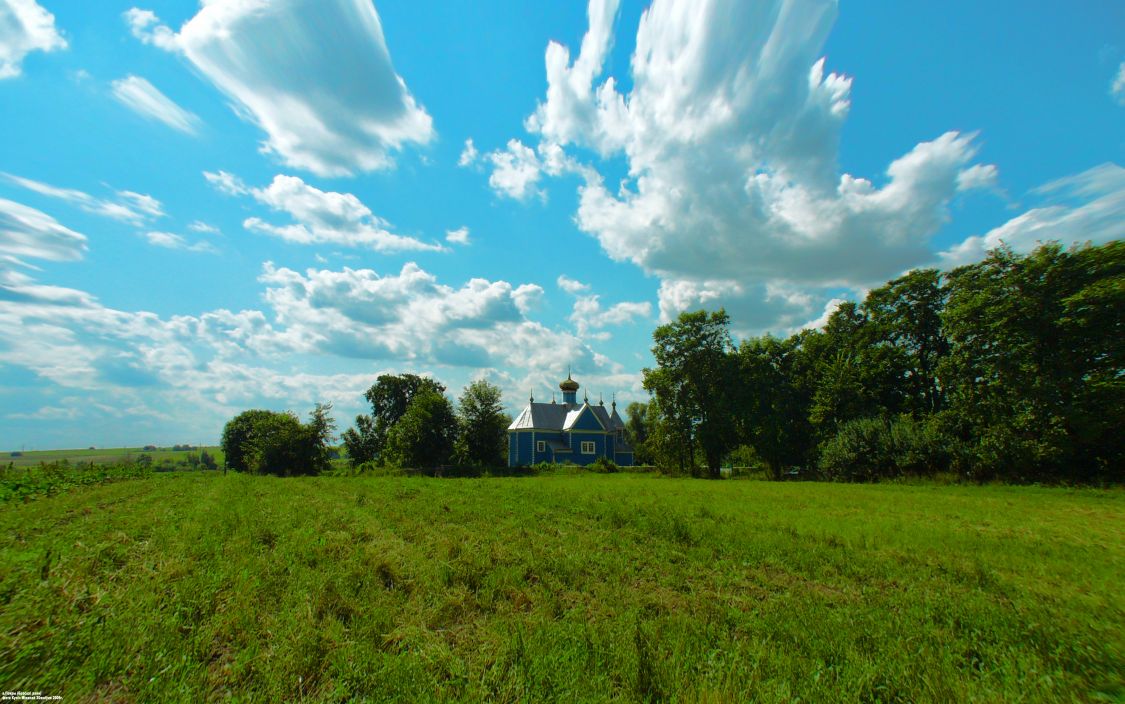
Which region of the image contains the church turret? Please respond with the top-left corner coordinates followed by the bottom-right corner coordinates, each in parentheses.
top-left (559, 370), bottom-right (580, 405)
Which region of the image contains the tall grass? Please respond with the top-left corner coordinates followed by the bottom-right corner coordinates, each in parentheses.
top-left (1, 473), bottom-right (1121, 702)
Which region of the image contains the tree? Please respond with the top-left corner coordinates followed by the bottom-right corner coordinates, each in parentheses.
top-left (454, 379), bottom-right (509, 467)
top-left (221, 409), bottom-right (276, 472)
top-left (343, 374), bottom-right (447, 466)
top-left (735, 336), bottom-right (813, 480)
top-left (863, 269), bottom-right (950, 415)
top-left (624, 402), bottom-right (650, 464)
top-left (940, 242), bottom-right (1124, 482)
top-left (643, 309), bottom-right (738, 477)
top-left (383, 390), bottom-right (458, 469)
top-left (341, 414), bottom-right (380, 466)
top-left (220, 404), bottom-right (336, 476)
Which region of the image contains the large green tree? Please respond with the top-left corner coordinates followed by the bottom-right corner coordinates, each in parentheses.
top-left (383, 390), bottom-right (458, 469)
top-left (220, 404), bottom-right (336, 476)
top-left (453, 379), bottom-right (510, 467)
top-left (863, 268), bottom-right (950, 415)
top-left (940, 242), bottom-right (1124, 482)
top-left (735, 335), bottom-right (813, 480)
top-left (342, 374), bottom-right (447, 466)
top-left (643, 309), bottom-right (738, 477)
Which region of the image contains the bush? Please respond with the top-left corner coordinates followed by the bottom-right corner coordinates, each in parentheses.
top-left (818, 415), bottom-right (957, 482)
top-left (588, 457), bottom-right (619, 473)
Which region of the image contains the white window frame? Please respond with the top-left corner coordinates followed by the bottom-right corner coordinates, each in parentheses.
top-left (536, 440), bottom-right (546, 453)
top-left (581, 440), bottom-right (595, 454)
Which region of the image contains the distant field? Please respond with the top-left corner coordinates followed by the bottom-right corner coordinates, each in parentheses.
top-left (1, 474), bottom-right (1121, 702)
top-left (3, 446), bottom-right (223, 467)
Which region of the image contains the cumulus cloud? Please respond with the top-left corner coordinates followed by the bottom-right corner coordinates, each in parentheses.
top-left (487, 139), bottom-right (545, 201)
top-left (0, 197), bottom-right (87, 262)
top-left (570, 294), bottom-right (651, 337)
top-left (206, 171), bottom-right (443, 253)
top-left (124, 0), bottom-right (434, 176)
top-left (0, 0), bottom-right (66, 79)
top-left (143, 231), bottom-right (218, 254)
top-left (3, 172), bottom-right (164, 224)
top-left (446, 226), bottom-right (470, 245)
top-left (501, 0), bottom-right (1007, 334)
top-left (556, 275), bottom-right (590, 294)
top-left (1112, 62), bottom-right (1125, 106)
top-left (110, 75), bottom-right (201, 134)
top-left (939, 163), bottom-right (1125, 268)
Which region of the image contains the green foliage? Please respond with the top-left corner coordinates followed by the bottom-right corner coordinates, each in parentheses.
top-left (1, 473), bottom-right (1120, 701)
top-left (623, 401), bottom-right (650, 463)
top-left (587, 456), bottom-right (618, 473)
top-left (453, 379), bottom-right (509, 467)
top-left (940, 242), bottom-right (1124, 483)
top-left (220, 409), bottom-right (276, 473)
top-left (220, 405), bottom-right (336, 477)
top-left (644, 309), bottom-right (739, 477)
top-left (344, 374), bottom-right (447, 467)
top-left (818, 415), bottom-right (958, 482)
top-left (0, 461), bottom-right (152, 502)
top-left (383, 390), bottom-right (457, 469)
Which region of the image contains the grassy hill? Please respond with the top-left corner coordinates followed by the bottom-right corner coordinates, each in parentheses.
top-left (1, 473), bottom-right (1121, 702)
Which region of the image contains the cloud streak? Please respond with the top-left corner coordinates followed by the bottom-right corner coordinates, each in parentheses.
top-left (111, 75), bottom-right (201, 135)
top-left (125, 0), bottom-right (434, 176)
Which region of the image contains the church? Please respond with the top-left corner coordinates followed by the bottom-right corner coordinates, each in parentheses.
top-left (507, 372), bottom-right (634, 467)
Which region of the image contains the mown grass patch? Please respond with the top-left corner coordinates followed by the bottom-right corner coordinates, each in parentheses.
top-left (1, 473), bottom-right (1121, 702)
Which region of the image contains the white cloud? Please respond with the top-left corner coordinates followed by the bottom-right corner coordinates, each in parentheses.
top-left (458, 138), bottom-right (478, 167)
top-left (556, 275), bottom-right (590, 294)
top-left (125, 0), bottom-right (434, 176)
top-left (570, 294), bottom-right (651, 337)
top-left (0, 0), bottom-right (66, 79)
top-left (504, 0), bottom-right (1007, 334)
top-left (124, 7), bottom-right (175, 51)
top-left (487, 139), bottom-right (545, 201)
top-left (1112, 62), bottom-right (1125, 106)
top-left (956, 163), bottom-right (999, 192)
top-left (939, 163), bottom-right (1125, 268)
top-left (0, 197), bottom-right (87, 262)
top-left (3, 172), bottom-right (164, 224)
top-left (188, 220), bottom-right (220, 235)
top-left (110, 75), bottom-right (201, 135)
top-left (143, 231), bottom-right (218, 254)
top-left (206, 171), bottom-right (443, 253)
top-left (446, 226), bottom-right (470, 245)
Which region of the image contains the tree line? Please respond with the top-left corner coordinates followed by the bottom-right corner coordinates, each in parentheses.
top-left (630, 241), bottom-right (1123, 484)
top-left (220, 377), bottom-right (510, 475)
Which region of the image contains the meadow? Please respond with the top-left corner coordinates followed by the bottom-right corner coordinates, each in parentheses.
top-left (3, 446), bottom-right (223, 468)
top-left (1, 472), bottom-right (1121, 702)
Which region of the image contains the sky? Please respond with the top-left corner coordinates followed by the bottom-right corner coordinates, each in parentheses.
top-left (0, 0), bottom-right (1122, 450)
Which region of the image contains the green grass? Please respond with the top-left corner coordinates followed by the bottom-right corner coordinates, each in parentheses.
top-left (3, 446), bottom-right (223, 468)
top-left (1, 473), bottom-right (1121, 702)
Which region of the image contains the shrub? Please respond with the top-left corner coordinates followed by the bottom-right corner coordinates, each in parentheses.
top-left (818, 415), bottom-right (957, 482)
top-left (588, 457), bottom-right (619, 473)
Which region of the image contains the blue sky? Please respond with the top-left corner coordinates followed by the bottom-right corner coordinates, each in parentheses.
top-left (1, 0), bottom-right (1122, 449)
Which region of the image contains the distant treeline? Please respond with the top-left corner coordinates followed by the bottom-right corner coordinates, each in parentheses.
top-left (630, 241), bottom-right (1123, 484)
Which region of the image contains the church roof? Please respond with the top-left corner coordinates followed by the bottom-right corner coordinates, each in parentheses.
top-left (508, 401), bottom-right (624, 431)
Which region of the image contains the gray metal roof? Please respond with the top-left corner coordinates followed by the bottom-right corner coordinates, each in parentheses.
top-left (508, 399), bottom-right (631, 434)
top-left (508, 402), bottom-right (570, 430)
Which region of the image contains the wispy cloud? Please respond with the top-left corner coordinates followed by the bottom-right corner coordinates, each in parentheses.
top-left (2, 172), bottom-right (164, 224)
top-left (110, 75), bottom-right (201, 135)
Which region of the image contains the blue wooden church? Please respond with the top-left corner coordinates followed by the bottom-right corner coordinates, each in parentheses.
top-left (507, 372), bottom-right (634, 467)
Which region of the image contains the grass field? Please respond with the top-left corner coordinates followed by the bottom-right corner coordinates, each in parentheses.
top-left (1, 473), bottom-right (1121, 702)
top-left (3, 446), bottom-right (223, 468)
